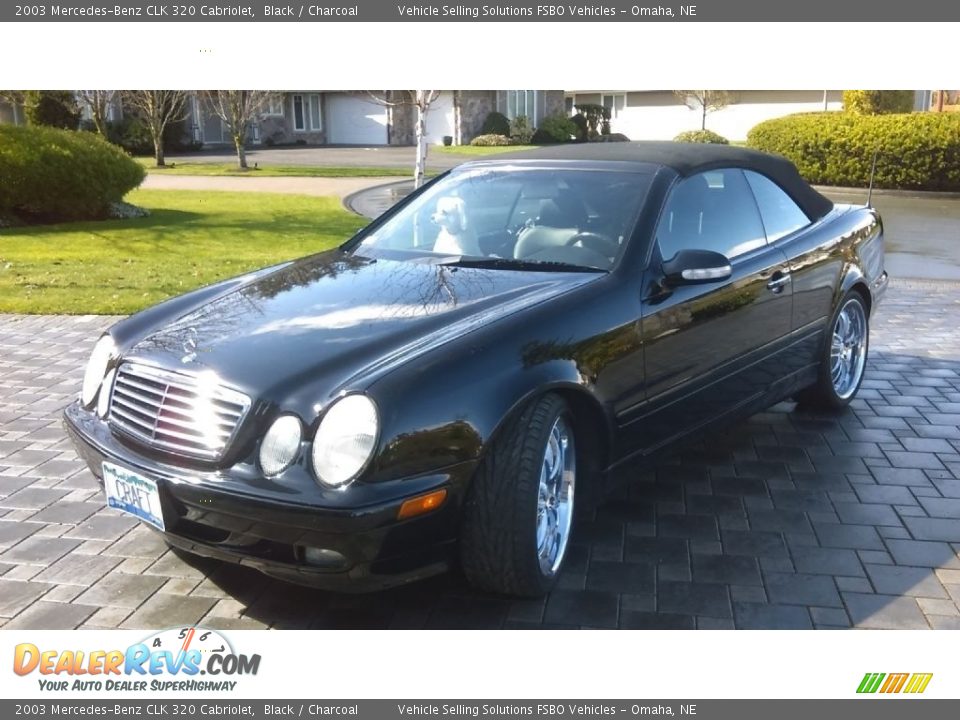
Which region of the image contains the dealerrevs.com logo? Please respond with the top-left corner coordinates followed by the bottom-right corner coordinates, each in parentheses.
top-left (13, 627), bottom-right (261, 692)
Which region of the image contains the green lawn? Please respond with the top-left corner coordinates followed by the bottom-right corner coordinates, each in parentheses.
top-left (435, 145), bottom-right (539, 156)
top-left (134, 158), bottom-right (414, 178)
top-left (0, 190), bottom-right (366, 315)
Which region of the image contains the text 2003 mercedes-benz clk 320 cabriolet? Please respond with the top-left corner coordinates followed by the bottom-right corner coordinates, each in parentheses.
top-left (65, 143), bottom-right (887, 596)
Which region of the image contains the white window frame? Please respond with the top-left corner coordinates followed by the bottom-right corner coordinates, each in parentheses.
top-left (501, 90), bottom-right (538, 124)
top-left (263, 97), bottom-right (285, 117)
top-left (601, 93), bottom-right (627, 120)
top-left (292, 93), bottom-right (322, 132)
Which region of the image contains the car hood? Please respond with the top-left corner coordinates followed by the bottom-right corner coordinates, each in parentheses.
top-left (124, 250), bottom-right (599, 403)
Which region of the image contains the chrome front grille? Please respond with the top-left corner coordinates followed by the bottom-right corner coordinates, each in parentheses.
top-left (107, 362), bottom-right (251, 461)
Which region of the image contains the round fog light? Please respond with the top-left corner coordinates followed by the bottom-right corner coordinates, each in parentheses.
top-left (302, 547), bottom-right (346, 568)
top-left (259, 415), bottom-right (302, 477)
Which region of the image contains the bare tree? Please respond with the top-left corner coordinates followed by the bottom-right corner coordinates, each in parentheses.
top-left (0, 90), bottom-right (24, 106)
top-left (673, 90), bottom-right (734, 130)
top-left (122, 90), bottom-right (189, 167)
top-left (76, 90), bottom-right (117, 136)
top-left (201, 90), bottom-right (281, 169)
top-left (368, 90), bottom-right (441, 189)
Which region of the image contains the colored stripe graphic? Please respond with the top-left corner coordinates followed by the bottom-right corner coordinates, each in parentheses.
top-left (857, 673), bottom-right (885, 693)
top-left (880, 673), bottom-right (909, 693)
top-left (857, 672), bottom-right (932, 694)
top-left (904, 674), bottom-right (933, 694)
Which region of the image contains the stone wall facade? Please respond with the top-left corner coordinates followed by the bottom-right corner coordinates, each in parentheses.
top-left (457, 90), bottom-right (498, 144)
top-left (388, 100), bottom-right (417, 146)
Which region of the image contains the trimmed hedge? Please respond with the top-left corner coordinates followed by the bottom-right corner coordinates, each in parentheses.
top-left (674, 129), bottom-right (729, 144)
top-left (590, 133), bottom-right (630, 143)
top-left (842, 90), bottom-right (915, 115)
top-left (746, 112), bottom-right (960, 191)
top-left (469, 133), bottom-right (513, 147)
top-left (533, 114), bottom-right (579, 144)
top-left (0, 125), bottom-right (145, 221)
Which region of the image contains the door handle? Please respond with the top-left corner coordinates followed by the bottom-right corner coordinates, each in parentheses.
top-left (766, 272), bottom-right (791, 293)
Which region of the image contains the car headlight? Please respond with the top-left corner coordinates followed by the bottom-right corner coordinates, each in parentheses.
top-left (311, 395), bottom-right (379, 488)
top-left (81, 335), bottom-right (116, 408)
top-left (259, 415), bottom-right (303, 477)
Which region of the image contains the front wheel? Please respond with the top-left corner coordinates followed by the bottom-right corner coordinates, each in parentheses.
top-left (460, 394), bottom-right (576, 596)
top-left (797, 290), bottom-right (870, 410)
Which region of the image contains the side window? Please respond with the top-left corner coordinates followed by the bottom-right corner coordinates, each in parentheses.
top-left (657, 168), bottom-right (766, 262)
top-left (744, 170), bottom-right (811, 242)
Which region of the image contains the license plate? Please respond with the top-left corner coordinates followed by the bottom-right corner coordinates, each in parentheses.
top-left (103, 462), bottom-right (165, 531)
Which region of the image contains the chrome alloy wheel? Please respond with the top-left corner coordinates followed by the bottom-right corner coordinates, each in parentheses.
top-left (535, 416), bottom-right (576, 577)
top-left (830, 298), bottom-right (868, 400)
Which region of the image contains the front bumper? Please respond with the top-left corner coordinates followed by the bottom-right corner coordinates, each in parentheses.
top-left (64, 402), bottom-right (476, 592)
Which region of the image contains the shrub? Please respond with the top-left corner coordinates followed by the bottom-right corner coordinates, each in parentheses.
top-left (574, 104), bottom-right (610, 139)
top-left (23, 90), bottom-right (80, 129)
top-left (480, 111), bottom-right (511, 136)
top-left (510, 115), bottom-right (534, 144)
top-left (98, 115), bottom-right (196, 155)
top-left (531, 114), bottom-right (578, 144)
top-left (589, 133), bottom-right (631, 143)
top-left (570, 113), bottom-right (588, 142)
top-left (0, 125), bottom-right (145, 221)
top-left (106, 116), bottom-right (153, 155)
top-left (746, 111), bottom-right (960, 191)
top-left (842, 90), bottom-right (915, 115)
top-left (674, 129), bottom-right (730, 144)
top-left (163, 118), bottom-right (199, 152)
top-left (469, 134), bottom-right (513, 147)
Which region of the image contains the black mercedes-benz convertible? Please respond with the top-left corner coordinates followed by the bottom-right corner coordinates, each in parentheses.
top-left (65, 143), bottom-right (887, 596)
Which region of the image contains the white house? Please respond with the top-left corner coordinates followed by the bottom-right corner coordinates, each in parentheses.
top-left (563, 90), bottom-right (848, 141)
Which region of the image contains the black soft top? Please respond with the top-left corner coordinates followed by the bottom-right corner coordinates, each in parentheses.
top-left (471, 141), bottom-right (834, 221)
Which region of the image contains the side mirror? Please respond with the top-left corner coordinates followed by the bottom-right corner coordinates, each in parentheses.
top-left (662, 249), bottom-right (732, 286)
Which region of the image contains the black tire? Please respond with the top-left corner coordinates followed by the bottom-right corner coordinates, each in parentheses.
top-left (460, 393), bottom-right (575, 596)
top-left (796, 289), bottom-right (870, 411)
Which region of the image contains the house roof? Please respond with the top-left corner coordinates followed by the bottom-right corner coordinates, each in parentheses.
top-left (466, 141), bottom-right (834, 221)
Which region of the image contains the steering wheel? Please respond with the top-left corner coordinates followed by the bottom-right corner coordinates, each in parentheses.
top-left (565, 231), bottom-right (619, 258)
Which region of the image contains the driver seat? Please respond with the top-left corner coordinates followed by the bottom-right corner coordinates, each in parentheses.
top-left (513, 199), bottom-right (581, 259)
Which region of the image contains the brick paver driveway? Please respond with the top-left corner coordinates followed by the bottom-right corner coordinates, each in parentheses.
top-left (1, 279), bottom-right (959, 630)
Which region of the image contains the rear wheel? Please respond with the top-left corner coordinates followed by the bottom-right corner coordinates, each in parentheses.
top-left (461, 394), bottom-right (576, 596)
top-left (797, 290), bottom-right (870, 410)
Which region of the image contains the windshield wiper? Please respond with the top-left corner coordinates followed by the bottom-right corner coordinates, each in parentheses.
top-left (435, 256), bottom-right (606, 273)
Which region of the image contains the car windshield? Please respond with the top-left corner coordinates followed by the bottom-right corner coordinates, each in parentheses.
top-left (350, 167), bottom-right (652, 271)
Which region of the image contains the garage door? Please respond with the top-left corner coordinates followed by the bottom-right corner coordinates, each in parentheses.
top-left (326, 94), bottom-right (389, 145)
top-left (424, 91), bottom-right (455, 145)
